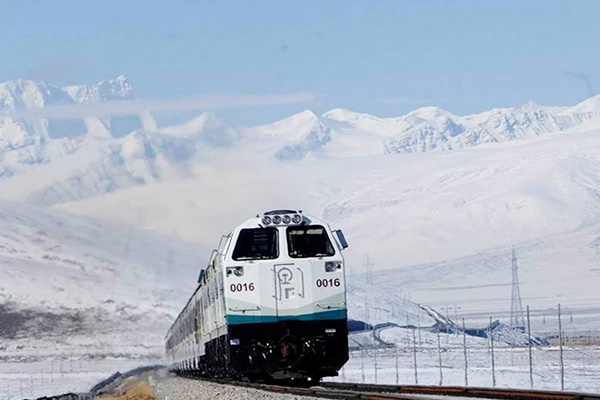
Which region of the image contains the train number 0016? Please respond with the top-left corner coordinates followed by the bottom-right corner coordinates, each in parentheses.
top-left (315, 278), bottom-right (341, 288)
top-left (230, 283), bottom-right (255, 292)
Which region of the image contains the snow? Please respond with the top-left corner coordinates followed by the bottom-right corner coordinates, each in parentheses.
top-left (50, 127), bottom-right (600, 281)
top-left (568, 94), bottom-right (600, 114)
top-left (159, 112), bottom-right (239, 146)
top-left (3, 76), bottom-right (600, 206)
top-left (0, 77), bottom-right (141, 181)
top-left (0, 358), bottom-right (156, 400)
top-left (331, 335), bottom-right (600, 392)
top-left (247, 109), bottom-right (319, 141)
top-left (0, 200), bottom-right (209, 364)
top-left (0, 80), bottom-right (74, 110)
top-left (2, 75), bottom-right (600, 395)
top-left (63, 76), bottom-right (134, 104)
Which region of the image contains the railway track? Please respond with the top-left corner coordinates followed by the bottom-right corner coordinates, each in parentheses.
top-left (185, 376), bottom-right (600, 400)
top-left (320, 382), bottom-right (600, 400)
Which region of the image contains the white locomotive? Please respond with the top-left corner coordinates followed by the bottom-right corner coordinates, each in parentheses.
top-left (165, 209), bottom-right (349, 383)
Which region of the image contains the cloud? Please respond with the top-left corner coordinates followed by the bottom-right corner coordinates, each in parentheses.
top-left (1, 92), bottom-right (317, 120)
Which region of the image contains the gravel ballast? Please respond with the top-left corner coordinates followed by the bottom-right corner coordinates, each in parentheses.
top-left (150, 373), bottom-right (320, 400)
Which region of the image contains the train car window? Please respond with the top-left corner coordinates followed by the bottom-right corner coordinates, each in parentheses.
top-left (232, 228), bottom-right (278, 260)
top-left (287, 225), bottom-right (335, 258)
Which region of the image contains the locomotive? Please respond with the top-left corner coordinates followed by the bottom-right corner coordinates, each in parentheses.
top-left (165, 209), bottom-right (350, 384)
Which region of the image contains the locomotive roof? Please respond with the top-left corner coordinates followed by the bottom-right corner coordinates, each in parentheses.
top-left (232, 210), bottom-right (330, 231)
top-left (263, 209), bottom-right (300, 215)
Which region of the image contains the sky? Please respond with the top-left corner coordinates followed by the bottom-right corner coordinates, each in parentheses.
top-left (2, 1), bottom-right (600, 125)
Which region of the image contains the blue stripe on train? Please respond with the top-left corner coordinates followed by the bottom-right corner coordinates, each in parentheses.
top-left (226, 309), bottom-right (347, 325)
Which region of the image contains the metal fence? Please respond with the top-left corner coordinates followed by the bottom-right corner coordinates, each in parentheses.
top-left (332, 303), bottom-right (600, 393)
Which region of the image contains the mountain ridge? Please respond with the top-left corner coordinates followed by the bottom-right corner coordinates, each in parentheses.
top-left (2, 76), bottom-right (600, 205)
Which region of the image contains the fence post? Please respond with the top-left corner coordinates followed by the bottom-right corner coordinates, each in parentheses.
top-left (462, 318), bottom-right (468, 386)
top-left (445, 306), bottom-right (450, 344)
top-left (395, 345), bottom-right (399, 385)
top-left (527, 305), bottom-right (533, 389)
top-left (490, 316), bottom-right (496, 387)
top-left (361, 347), bottom-right (365, 383)
top-left (406, 312), bottom-right (410, 345)
top-left (374, 346), bottom-right (378, 383)
top-left (437, 328), bottom-right (443, 386)
top-left (455, 306), bottom-right (459, 337)
top-left (412, 327), bottom-right (418, 385)
top-left (558, 303), bottom-right (564, 390)
top-left (487, 322), bottom-right (490, 354)
top-left (418, 314), bottom-right (422, 349)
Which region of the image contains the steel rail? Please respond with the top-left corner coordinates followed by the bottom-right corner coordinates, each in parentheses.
top-left (320, 382), bottom-right (600, 400)
top-left (181, 374), bottom-right (600, 400)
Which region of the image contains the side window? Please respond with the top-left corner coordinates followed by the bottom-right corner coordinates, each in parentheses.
top-left (232, 228), bottom-right (279, 260)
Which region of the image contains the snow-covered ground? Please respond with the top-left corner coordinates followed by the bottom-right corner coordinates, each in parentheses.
top-left (2, 76), bottom-right (600, 396)
top-left (0, 358), bottom-right (158, 400)
top-left (53, 127), bottom-right (600, 319)
top-left (332, 328), bottom-right (600, 393)
top-left (0, 200), bottom-right (209, 366)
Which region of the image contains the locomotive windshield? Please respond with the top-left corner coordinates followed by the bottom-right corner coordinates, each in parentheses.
top-left (287, 225), bottom-right (335, 258)
top-left (232, 228), bottom-right (278, 260)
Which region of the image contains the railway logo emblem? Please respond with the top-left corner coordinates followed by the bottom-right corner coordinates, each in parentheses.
top-left (277, 267), bottom-right (295, 300)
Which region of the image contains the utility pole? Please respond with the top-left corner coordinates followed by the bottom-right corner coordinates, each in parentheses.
top-left (510, 246), bottom-right (525, 329)
top-left (365, 254), bottom-right (374, 284)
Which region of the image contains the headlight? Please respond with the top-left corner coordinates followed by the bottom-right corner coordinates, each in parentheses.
top-left (325, 261), bottom-right (342, 272)
top-left (282, 215), bottom-right (291, 224)
top-left (226, 266), bottom-right (244, 277)
top-left (262, 216), bottom-right (272, 225)
top-left (273, 215), bottom-right (282, 224)
top-left (291, 214), bottom-right (302, 224)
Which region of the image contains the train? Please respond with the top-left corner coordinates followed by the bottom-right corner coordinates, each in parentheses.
top-left (165, 209), bottom-right (350, 384)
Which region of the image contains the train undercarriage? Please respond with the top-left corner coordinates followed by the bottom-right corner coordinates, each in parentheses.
top-left (175, 318), bottom-right (348, 385)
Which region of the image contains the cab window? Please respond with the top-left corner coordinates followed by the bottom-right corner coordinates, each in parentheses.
top-left (232, 228), bottom-right (278, 260)
top-left (287, 225), bottom-right (335, 258)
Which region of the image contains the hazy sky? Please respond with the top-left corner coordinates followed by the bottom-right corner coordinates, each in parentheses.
top-left (2, 1), bottom-right (599, 125)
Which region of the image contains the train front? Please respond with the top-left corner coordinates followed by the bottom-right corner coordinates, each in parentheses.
top-left (223, 210), bottom-right (349, 383)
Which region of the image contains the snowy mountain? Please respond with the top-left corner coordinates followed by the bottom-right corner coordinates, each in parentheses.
top-left (0, 129), bottom-right (201, 205)
top-left (323, 98), bottom-right (600, 154)
top-left (3, 75), bottom-right (600, 206)
top-left (0, 200), bottom-right (206, 359)
top-left (245, 110), bottom-right (333, 160)
top-left (52, 125), bottom-right (600, 326)
top-left (63, 75), bottom-right (134, 104)
top-left (3, 76), bottom-right (600, 348)
top-left (0, 76), bottom-right (144, 179)
top-left (0, 77), bottom-right (203, 204)
top-left (242, 94), bottom-right (600, 159)
top-left (160, 111), bottom-right (239, 146)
